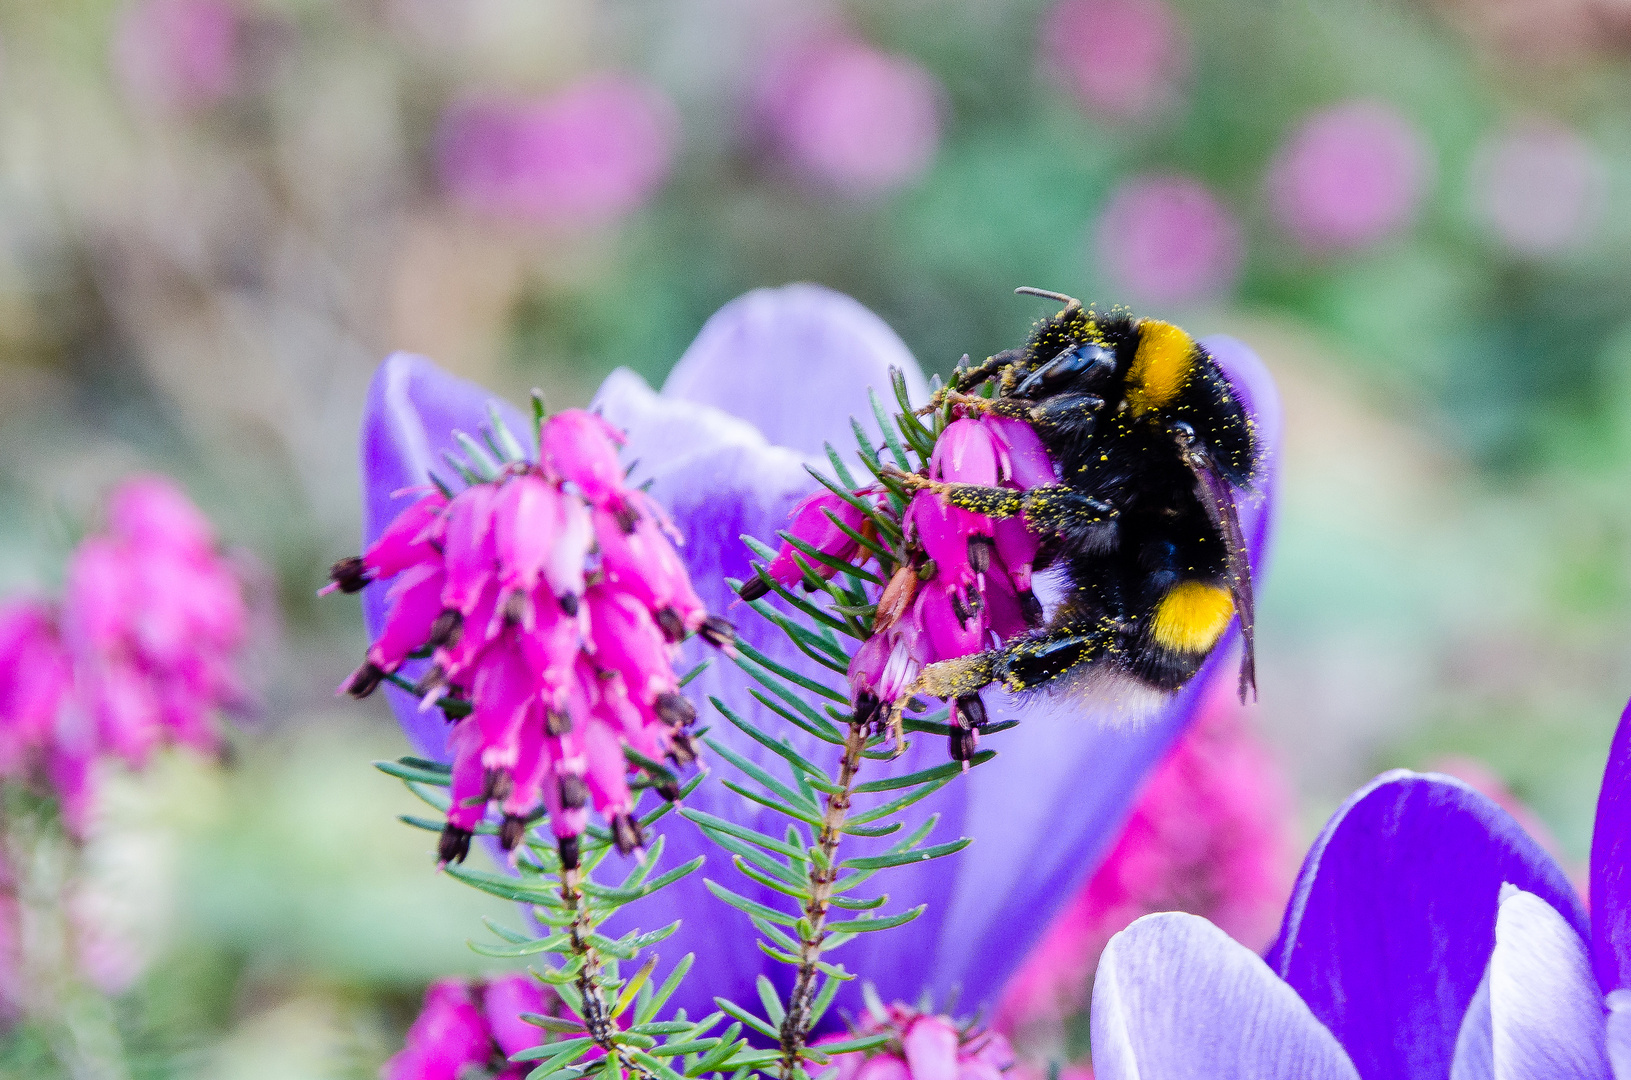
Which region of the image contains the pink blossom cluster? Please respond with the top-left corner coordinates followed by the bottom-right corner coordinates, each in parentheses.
top-left (332, 410), bottom-right (734, 867)
top-left (1041, 0), bottom-right (1191, 124)
top-left (436, 76), bottom-right (677, 228)
top-left (818, 1003), bottom-right (1014, 1080)
top-left (994, 679), bottom-right (1294, 1032)
top-left (748, 412), bottom-right (1055, 759)
top-left (384, 973), bottom-right (556, 1080)
top-left (0, 476), bottom-right (248, 835)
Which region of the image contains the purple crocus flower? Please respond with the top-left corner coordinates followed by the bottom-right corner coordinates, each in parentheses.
top-left (357, 282), bottom-right (1279, 1025)
top-left (1088, 698), bottom-right (1631, 1079)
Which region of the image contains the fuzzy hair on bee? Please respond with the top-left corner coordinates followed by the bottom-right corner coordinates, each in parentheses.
top-left (888, 286), bottom-right (1262, 714)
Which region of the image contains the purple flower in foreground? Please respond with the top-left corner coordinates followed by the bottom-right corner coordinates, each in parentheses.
top-left (1094, 175), bottom-right (1244, 306)
top-left (1265, 101), bottom-right (1431, 254)
top-left (1088, 698), bottom-right (1631, 1079)
top-left (437, 76), bottom-right (677, 228)
top-left (358, 281), bottom-right (1280, 1025)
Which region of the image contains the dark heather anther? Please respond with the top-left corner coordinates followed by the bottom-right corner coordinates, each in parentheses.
top-left (501, 590), bottom-right (529, 627)
top-left (559, 775), bottom-right (589, 809)
top-left (952, 592), bottom-right (972, 626)
top-left (853, 691), bottom-right (882, 731)
top-left (950, 725), bottom-right (979, 762)
top-left (968, 536), bottom-right (994, 574)
top-left (428, 610), bottom-right (462, 649)
top-left (656, 782), bottom-right (683, 802)
top-left (700, 614), bottom-right (736, 648)
top-left (655, 607), bottom-right (686, 643)
top-left (614, 505), bottom-right (641, 533)
top-left (484, 768), bottom-right (514, 803)
top-left (654, 692), bottom-right (696, 728)
top-left (438, 824), bottom-right (473, 865)
top-left (965, 584), bottom-right (983, 615)
top-left (956, 693), bottom-right (988, 729)
top-left (329, 556), bottom-right (370, 594)
top-left (558, 835), bottom-right (580, 871)
top-left (544, 709), bottom-right (573, 736)
top-left (559, 593), bottom-right (580, 617)
top-left (1018, 589), bottom-right (1044, 627)
top-left (499, 814), bottom-right (527, 851)
top-left (669, 732), bottom-right (698, 767)
top-left (413, 665), bottom-right (447, 698)
top-left (612, 814), bottom-right (644, 856)
top-left (737, 578), bottom-right (771, 603)
top-left (345, 662), bottom-right (386, 699)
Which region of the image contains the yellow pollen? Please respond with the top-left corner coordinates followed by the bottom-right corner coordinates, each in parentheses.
top-left (1126, 320), bottom-right (1195, 416)
top-left (1149, 582), bottom-right (1234, 654)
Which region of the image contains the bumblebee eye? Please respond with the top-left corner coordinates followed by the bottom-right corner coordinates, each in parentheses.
top-left (1016, 343), bottom-right (1116, 395)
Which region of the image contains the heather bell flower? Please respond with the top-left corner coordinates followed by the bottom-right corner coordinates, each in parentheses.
top-left (331, 383), bottom-right (735, 867)
top-left (818, 1001), bottom-right (1014, 1080)
top-left (384, 973), bottom-right (559, 1080)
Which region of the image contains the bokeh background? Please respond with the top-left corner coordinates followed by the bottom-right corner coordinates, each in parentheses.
top-left (2, 0), bottom-right (1630, 1074)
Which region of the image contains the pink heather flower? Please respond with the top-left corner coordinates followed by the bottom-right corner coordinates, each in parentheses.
top-left (758, 37), bottom-right (944, 199)
top-left (1472, 119), bottom-right (1605, 258)
top-left (1265, 100), bottom-right (1432, 253)
top-left (333, 408), bottom-right (735, 866)
top-left (112, 0), bottom-right (241, 112)
top-left (818, 1003), bottom-right (1014, 1080)
top-left (1094, 175), bottom-right (1244, 307)
top-left (384, 975), bottom-right (558, 1080)
top-left (742, 490), bottom-right (869, 598)
top-left (62, 476), bottom-right (249, 773)
top-left (1041, 0), bottom-right (1190, 124)
top-left (994, 677), bottom-right (1294, 1032)
top-left (0, 599), bottom-right (73, 777)
top-left (832, 409), bottom-right (1056, 759)
top-left (437, 76), bottom-right (677, 228)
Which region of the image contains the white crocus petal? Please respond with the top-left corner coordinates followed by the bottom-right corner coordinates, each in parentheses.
top-left (1605, 990), bottom-right (1631, 1080)
top-left (1093, 912), bottom-right (1360, 1080)
top-left (1451, 969), bottom-right (1495, 1080)
top-left (1488, 885), bottom-right (1610, 1080)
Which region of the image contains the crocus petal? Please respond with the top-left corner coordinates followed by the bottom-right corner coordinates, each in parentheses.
top-left (1592, 698), bottom-right (1631, 993)
top-left (1486, 887), bottom-right (1608, 1080)
top-left (1266, 773), bottom-right (1586, 1080)
top-left (1606, 990), bottom-right (1631, 1080)
top-left (1452, 971), bottom-right (1495, 1080)
top-left (359, 352), bottom-right (531, 758)
top-left (1092, 912), bottom-right (1360, 1080)
top-left (659, 283), bottom-right (930, 458)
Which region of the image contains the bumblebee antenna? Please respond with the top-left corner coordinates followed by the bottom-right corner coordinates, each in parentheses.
top-left (1015, 286), bottom-right (1082, 313)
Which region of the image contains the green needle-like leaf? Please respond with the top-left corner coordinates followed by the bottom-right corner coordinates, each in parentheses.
top-left (374, 759), bottom-right (452, 786)
top-left (703, 879), bottom-right (801, 926)
top-left (840, 837), bottom-right (972, 871)
top-left (823, 905), bottom-right (925, 935)
top-left (851, 752), bottom-right (995, 793)
top-left (713, 998), bottom-right (780, 1041)
top-left (756, 976), bottom-right (786, 1025)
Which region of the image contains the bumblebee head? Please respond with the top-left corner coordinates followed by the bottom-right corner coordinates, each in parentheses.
top-left (1015, 340), bottom-right (1117, 396)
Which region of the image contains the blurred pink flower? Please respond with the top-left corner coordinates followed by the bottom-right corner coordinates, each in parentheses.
top-left (1094, 174), bottom-right (1244, 306)
top-left (1041, 0), bottom-right (1190, 123)
top-left (0, 599), bottom-right (73, 778)
top-left (994, 677), bottom-right (1294, 1030)
top-left (384, 974), bottom-right (557, 1080)
top-left (112, 0), bottom-right (241, 112)
top-left (1265, 100), bottom-right (1432, 253)
top-left (437, 76), bottom-right (677, 228)
top-left (817, 1002), bottom-right (1013, 1080)
top-left (758, 38), bottom-right (944, 198)
top-left (63, 476), bottom-right (249, 777)
top-left (1472, 119), bottom-right (1605, 258)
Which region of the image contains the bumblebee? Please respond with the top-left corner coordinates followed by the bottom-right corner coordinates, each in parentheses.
top-left (890, 286), bottom-right (1260, 708)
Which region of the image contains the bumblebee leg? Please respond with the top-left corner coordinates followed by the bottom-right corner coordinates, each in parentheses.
top-left (990, 616), bottom-right (1118, 692)
top-left (918, 351), bottom-right (1022, 414)
top-left (1025, 392), bottom-right (1104, 440)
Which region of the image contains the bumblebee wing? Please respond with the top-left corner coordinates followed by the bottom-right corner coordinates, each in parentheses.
top-left (1186, 446), bottom-right (1257, 702)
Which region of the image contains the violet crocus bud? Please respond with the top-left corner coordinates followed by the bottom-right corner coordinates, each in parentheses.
top-left (335, 406), bottom-right (733, 864)
top-left (741, 490), bottom-right (870, 601)
top-left (818, 1002), bottom-right (1013, 1080)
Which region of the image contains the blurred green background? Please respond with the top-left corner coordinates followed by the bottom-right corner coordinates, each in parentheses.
top-left (2, 0), bottom-right (1630, 1074)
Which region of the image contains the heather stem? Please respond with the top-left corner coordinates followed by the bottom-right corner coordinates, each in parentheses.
top-left (777, 717), bottom-right (869, 1079)
top-left (561, 869), bottom-right (648, 1080)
